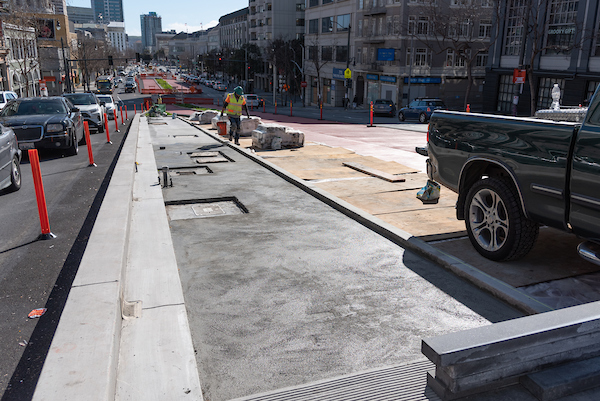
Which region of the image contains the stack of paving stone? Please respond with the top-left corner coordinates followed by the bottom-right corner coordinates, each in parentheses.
top-left (252, 123), bottom-right (305, 149)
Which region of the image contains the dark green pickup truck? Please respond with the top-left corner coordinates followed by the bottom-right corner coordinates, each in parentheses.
top-left (426, 92), bottom-right (600, 263)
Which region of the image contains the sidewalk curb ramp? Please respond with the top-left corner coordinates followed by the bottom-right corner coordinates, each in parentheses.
top-left (32, 114), bottom-right (203, 400)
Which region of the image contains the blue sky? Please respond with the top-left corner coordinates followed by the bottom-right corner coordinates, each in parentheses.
top-left (67, 0), bottom-right (248, 36)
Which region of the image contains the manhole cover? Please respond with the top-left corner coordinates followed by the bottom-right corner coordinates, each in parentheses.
top-left (188, 151), bottom-right (231, 163)
top-left (166, 200), bottom-right (246, 221)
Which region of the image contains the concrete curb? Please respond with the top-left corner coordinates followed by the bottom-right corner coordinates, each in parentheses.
top-left (183, 118), bottom-right (553, 315)
top-left (32, 115), bottom-right (139, 400)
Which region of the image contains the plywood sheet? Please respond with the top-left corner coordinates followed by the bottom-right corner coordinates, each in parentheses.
top-left (376, 207), bottom-right (465, 238)
top-left (314, 175), bottom-right (427, 198)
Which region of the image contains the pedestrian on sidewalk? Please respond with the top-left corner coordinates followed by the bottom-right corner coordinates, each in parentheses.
top-left (221, 86), bottom-right (250, 145)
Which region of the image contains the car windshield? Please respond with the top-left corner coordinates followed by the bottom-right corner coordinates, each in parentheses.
top-left (1, 100), bottom-right (68, 116)
top-left (97, 96), bottom-right (113, 103)
top-left (64, 94), bottom-right (96, 105)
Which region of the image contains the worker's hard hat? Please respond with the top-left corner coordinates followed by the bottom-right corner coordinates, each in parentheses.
top-left (234, 86), bottom-right (244, 95)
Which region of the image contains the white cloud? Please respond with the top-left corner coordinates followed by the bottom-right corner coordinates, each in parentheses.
top-left (166, 22), bottom-right (204, 33)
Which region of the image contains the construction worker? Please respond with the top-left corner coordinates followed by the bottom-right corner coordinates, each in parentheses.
top-left (221, 86), bottom-right (250, 145)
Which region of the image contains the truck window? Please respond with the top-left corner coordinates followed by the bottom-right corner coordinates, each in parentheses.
top-left (585, 97), bottom-right (600, 126)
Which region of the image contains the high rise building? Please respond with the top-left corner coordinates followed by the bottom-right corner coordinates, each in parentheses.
top-left (140, 12), bottom-right (162, 51)
top-left (92, 0), bottom-right (124, 23)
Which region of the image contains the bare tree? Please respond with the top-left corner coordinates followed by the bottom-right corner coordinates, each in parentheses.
top-left (405, 0), bottom-right (500, 110)
top-left (304, 35), bottom-right (331, 107)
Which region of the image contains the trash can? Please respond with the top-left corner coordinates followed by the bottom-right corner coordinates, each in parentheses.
top-left (217, 121), bottom-right (227, 136)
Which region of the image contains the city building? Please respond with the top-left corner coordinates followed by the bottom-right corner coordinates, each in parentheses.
top-left (155, 30), bottom-right (176, 60)
top-left (140, 11), bottom-right (162, 52)
top-left (219, 8), bottom-right (248, 50)
top-left (67, 6), bottom-right (94, 24)
top-left (305, 0), bottom-right (492, 110)
top-left (107, 21), bottom-right (126, 52)
top-left (92, 0), bottom-right (124, 23)
top-left (249, 0), bottom-right (305, 91)
top-left (2, 23), bottom-right (40, 96)
top-left (484, 0), bottom-right (600, 115)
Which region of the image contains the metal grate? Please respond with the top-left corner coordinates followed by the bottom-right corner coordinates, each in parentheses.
top-left (229, 360), bottom-right (440, 401)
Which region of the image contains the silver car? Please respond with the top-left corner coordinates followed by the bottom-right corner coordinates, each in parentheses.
top-left (0, 123), bottom-right (21, 192)
top-left (96, 94), bottom-right (116, 119)
top-left (63, 93), bottom-right (105, 133)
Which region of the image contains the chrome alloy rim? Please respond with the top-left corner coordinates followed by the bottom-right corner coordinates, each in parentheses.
top-left (469, 188), bottom-right (509, 252)
top-left (12, 157), bottom-right (20, 186)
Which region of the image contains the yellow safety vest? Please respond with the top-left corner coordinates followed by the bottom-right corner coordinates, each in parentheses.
top-left (225, 93), bottom-right (245, 116)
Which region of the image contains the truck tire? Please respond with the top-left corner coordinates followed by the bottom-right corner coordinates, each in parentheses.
top-left (464, 177), bottom-right (538, 261)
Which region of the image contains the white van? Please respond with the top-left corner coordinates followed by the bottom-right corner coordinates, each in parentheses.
top-left (0, 91), bottom-right (18, 110)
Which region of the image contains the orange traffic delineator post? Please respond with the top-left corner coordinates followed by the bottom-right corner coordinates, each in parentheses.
top-left (320, 103), bottom-right (323, 120)
top-left (113, 110), bottom-right (120, 132)
top-left (275, 102), bottom-right (277, 115)
top-left (466, 104), bottom-right (471, 112)
top-left (103, 113), bottom-right (111, 144)
top-left (29, 149), bottom-right (55, 240)
top-left (120, 107), bottom-right (124, 125)
top-left (368, 101), bottom-right (374, 127)
top-left (125, 105), bottom-right (128, 119)
top-left (134, 104), bottom-right (137, 114)
top-left (290, 101), bottom-right (292, 117)
top-left (263, 102), bottom-right (265, 113)
top-left (83, 121), bottom-right (96, 167)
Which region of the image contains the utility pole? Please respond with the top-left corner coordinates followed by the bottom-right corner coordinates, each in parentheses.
top-left (60, 37), bottom-right (72, 93)
top-left (345, 23), bottom-right (351, 109)
top-left (512, 0), bottom-right (530, 116)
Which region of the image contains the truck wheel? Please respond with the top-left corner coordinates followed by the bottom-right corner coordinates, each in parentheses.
top-left (419, 113), bottom-right (428, 123)
top-left (465, 177), bottom-right (538, 261)
top-left (8, 156), bottom-right (21, 192)
top-left (398, 112), bottom-right (405, 121)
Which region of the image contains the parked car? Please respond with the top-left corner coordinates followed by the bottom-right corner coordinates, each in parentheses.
top-left (96, 94), bottom-right (117, 119)
top-left (0, 97), bottom-right (84, 156)
top-left (215, 82), bottom-right (227, 91)
top-left (63, 93), bottom-right (105, 133)
top-left (373, 99), bottom-right (396, 117)
top-left (244, 94), bottom-right (264, 108)
top-left (0, 123), bottom-right (21, 192)
top-left (398, 98), bottom-right (447, 123)
top-left (0, 91), bottom-right (18, 110)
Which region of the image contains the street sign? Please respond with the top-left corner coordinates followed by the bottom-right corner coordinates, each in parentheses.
top-left (301, 81), bottom-right (307, 88)
top-left (344, 68), bottom-right (351, 79)
top-left (513, 69), bottom-right (526, 84)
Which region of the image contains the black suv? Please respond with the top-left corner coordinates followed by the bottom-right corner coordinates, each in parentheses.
top-left (124, 82), bottom-right (136, 93)
top-left (398, 98), bottom-right (446, 123)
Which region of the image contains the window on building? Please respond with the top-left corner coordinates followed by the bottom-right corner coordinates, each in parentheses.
top-left (476, 51), bottom-right (488, 67)
top-left (546, 0), bottom-right (578, 53)
top-left (459, 18), bottom-right (472, 36)
top-left (309, 19), bottom-right (319, 34)
top-left (446, 49), bottom-right (455, 66)
top-left (537, 77), bottom-right (565, 109)
top-left (408, 16), bottom-right (415, 35)
top-left (481, 0), bottom-right (492, 6)
top-left (336, 45), bottom-right (348, 62)
top-left (415, 48), bottom-right (429, 66)
top-left (357, 48), bottom-right (362, 64)
top-left (323, 0), bottom-right (333, 3)
top-left (297, 3), bottom-right (305, 11)
top-left (497, 74), bottom-right (515, 113)
top-left (479, 19), bottom-right (492, 38)
top-left (322, 46), bottom-right (333, 61)
top-left (386, 16), bottom-right (392, 35)
top-left (393, 15), bottom-right (400, 35)
top-left (322, 16), bottom-right (333, 33)
top-left (266, 3), bottom-right (272, 10)
top-left (359, 0), bottom-right (364, 8)
top-left (297, 18), bottom-right (305, 26)
top-left (504, 0), bottom-right (526, 56)
top-left (309, 45), bottom-right (318, 60)
top-left (378, 17), bottom-right (383, 35)
top-left (358, 20), bottom-right (363, 36)
top-left (266, 32), bottom-right (272, 39)
top-left (266, 18), bottom-right (271, 25)
top-left (309, 0), bottom-right (319, 6)
top-left (337, 14), bottom-right (350, 31)
top-left (417, 16), bottom-right (429, 35)
top-left (364, 19), bottom-right (369, 36)
top-left (362, 46), bottom-right (367, 63)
